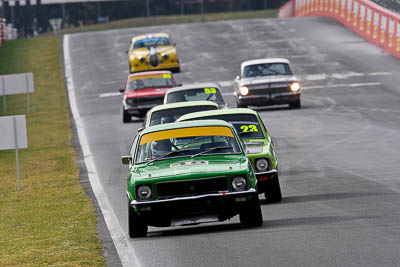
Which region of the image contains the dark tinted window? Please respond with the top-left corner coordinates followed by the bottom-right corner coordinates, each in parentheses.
top-left (243, 63), bottom-right (292, 78)
top-left (150, 105), bottom-right (217, 126)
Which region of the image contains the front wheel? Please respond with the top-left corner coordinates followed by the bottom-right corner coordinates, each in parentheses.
top-left (123, 109), bottom-right (131, 123)
top-left (237, 102), bottom-right (248, 108)
top-left (289, 98), bottom-right (301, 109)
top-left (239, 195), bottom-right (263, 227)
top-left (264, 175), bottom-right (282, 203)
top-left (128, 203), bottom-right (148, 238)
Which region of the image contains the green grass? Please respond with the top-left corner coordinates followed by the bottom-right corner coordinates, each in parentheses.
top-left (62, 9), bottom-right (278, 33)
top-left (0, 36), bottom-right (106, 266)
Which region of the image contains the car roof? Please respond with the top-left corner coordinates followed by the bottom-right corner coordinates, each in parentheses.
top-left (166, 83), bottom-right (221, 94)
top-left (141, 119), bottom-right (234, 135)
top-left (128, 70), bottom-right (172, 79)
top-left (148, 100), bottom-right (218, 114)
top-left (131, 33), bottom-right (170, 43)
top-left (177, 108), bottom-right (258, 122)
top-left (241, 58), bottom-right (291, 70)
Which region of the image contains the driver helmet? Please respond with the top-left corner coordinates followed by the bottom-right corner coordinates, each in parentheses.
top-left (151, 139), bottom-right (172, 157)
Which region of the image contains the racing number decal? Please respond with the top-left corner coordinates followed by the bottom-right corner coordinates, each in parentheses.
top-left (163, 74), bottom-right (172, 78)
top-left (240, 125), bottom-right (258, 132)
top-left (204, 88), bottom-right (217, 94)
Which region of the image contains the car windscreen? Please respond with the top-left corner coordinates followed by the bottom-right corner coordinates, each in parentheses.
top-left (133, 37), bottom-right (170, 49)
top-left (135, 126), bottom-right (241, 163)
top-left (242, 63), bottom-right (292, 78)
top-left (128, 77), bottom-right (175, 91)
top-left (150, 105), bottom-right (218, 126)
top-left (183, 114), bottom-right (265, 139)
top-left (166, 88), bottom-right (225, 105)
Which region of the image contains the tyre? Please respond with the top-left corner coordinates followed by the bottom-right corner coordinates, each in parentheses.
top-left (237, 102), bottom-right (248, 108)
top-left (239, 195), bottom-right (263, 227)
top-left (289, 98), bottom-right (301, 109)
top-left (123, 109), bottom-right (131, 123)
top-left (172, 67), bottom-right (181, 73)
top-left (128, 202), bottom-right (148, 238)
top-left (264, 175), bottom-right (282, 203)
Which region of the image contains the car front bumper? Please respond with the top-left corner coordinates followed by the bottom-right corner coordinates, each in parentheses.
top-left (130, 62), bottom-right (180, 73)
top-left (130, 189), bottom-right (258, 225)
top-left (255, 169), bottom-right (278, 193)
top-left (237, 92), bottom-right (300, 106)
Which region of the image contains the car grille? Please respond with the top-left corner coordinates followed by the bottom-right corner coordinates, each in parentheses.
top-left (249, 82), bottom-right (292, 95)
top-left (128, 95), bottom-right (164, 106)
top-left (156, 177), bottom-right (228, 199)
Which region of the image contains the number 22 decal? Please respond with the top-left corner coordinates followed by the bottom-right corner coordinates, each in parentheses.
top-left (240, 125), bottom-right (258, 132)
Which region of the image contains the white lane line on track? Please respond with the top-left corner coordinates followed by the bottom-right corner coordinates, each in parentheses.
top-left (64, 35), bottom-right (140, 267)
top-left (302, 82), bottom-right (381, 90)
top-left (100, 92), bottom-right (123, 98)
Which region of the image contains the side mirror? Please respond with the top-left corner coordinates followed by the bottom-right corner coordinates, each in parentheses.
top-left (119, 88), bottom-right (125, 93)
top-left (137, 127), bottom-right (144, 133)
top-left (126, 50), bottom-right (129, 54)
top-left (177, 84), bottom-right (183, 87)
top-left (121, 155), bottom-right (132, 165)
top-left (173, 43), bottom-right (176, 47)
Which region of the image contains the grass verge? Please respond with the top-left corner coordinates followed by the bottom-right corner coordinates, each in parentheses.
top-left (62, 9), bottom-right (277, 33)
top-left (0, 36), bottom-right (105, 265)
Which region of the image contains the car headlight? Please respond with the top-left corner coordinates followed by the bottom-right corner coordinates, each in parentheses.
top-left (232, 176), bottom-right (247, 191)
top-left (162, 54), bottom-right (169, 60)
top-left (255, 158), bottom-right (269, 171)
top-left (290, 82), bottom-right (301, 92)
top-left (136, 185), bottom-right (152, 200)
top-left (139, 56), bottom-right (145, 63)
top-left (126, 98), bottom-right (135, 105)
top-left (239, 86), bottom-right (249, 96)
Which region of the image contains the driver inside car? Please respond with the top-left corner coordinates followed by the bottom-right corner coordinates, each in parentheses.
top-left (150, 139), bottom-right (172, 158)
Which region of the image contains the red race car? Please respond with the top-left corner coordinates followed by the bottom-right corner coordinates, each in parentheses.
top-left (120, 71), bottom-right (177, 122)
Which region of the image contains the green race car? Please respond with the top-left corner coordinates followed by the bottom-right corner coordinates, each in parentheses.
top-left (122, 120), bottom-right (263, 238)
top-left (178, 108), bottom-right (282, 203)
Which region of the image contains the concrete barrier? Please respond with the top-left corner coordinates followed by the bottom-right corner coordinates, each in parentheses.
top-left (279, 0), bottom-right (400, 59)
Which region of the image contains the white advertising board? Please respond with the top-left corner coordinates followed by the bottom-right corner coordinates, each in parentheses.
top-left (0, 115), bottom-right (28, 150)
top-left (0, 73), bottom-right (34, 96)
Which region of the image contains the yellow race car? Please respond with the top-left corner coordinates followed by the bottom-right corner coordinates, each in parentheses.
top-left (128, 33), bottom-right (180, 73)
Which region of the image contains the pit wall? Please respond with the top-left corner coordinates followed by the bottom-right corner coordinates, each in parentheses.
top-left (278, 0), bottom-right (400, 58)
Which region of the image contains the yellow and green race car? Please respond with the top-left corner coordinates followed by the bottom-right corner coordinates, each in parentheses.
top-left (128, 33), bottom-right (180, 73)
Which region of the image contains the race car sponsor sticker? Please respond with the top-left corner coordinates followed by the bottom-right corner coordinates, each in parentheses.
top-left (204, 88), bottom-right (217, 94)
top-left (163, 74), bottom-right (172, 78)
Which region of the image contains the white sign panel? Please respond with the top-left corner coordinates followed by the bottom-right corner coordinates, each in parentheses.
top-left (0, 115), bottom-right (28, 150)
top-left (0, 73), bottom-right (34, 96)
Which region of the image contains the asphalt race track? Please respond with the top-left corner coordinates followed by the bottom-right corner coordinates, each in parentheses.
top-left (64, 16), bottom-right (400, 267)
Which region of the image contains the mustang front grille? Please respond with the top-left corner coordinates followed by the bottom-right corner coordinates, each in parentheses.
top-left (156, 177), bottom-right (228, 199)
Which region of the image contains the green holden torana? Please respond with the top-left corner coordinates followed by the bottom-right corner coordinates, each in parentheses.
top-left (178, 108), bottom-right (282, 203)
top-left (122, 120), bottom-right (263, 238)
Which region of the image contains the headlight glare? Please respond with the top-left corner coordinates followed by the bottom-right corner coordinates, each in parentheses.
top-left (290, 82), bottom-right (301, 92)
top-left (255, 158), bottom-right (269, 171)
top-left (232, 176), bottom-right (247, 191)
top-left (239, 86), bottom-right (249, 96)
top-left (136, 185), bottom-right (152, 200)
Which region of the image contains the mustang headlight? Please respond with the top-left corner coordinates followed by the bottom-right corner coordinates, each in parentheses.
top-left (255, 158), bottom-right (269, 171)
top-left (136, 185), bottom-right (152, 200)
top-left (239, 86), bottom-right (249, 96)
top-left (290, 82), bottom-right (301, 92)
top-left (232, 176), bottom-right (247, 191)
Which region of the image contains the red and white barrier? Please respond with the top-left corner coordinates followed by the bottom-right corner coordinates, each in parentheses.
top-left (279, 0), bottom-right (400, 59)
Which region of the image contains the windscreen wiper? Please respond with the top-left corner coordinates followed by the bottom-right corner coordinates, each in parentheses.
top-left (191, 146), bottom-right (233, 159)
top-left (146, 148), bottom-right (192, 165)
